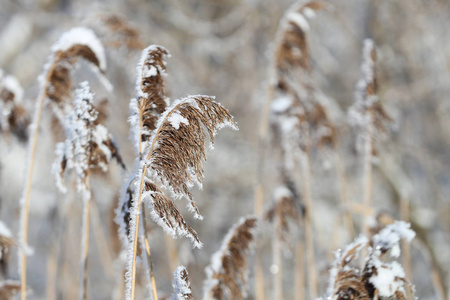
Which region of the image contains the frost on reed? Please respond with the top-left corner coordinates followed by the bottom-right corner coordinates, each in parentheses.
top-left (349, 39), bottom-right (392, 153)
top-left (117, 46), bottom-right (171, 250)
top-left (271, 0), bottom-right (334, 156)
top-left (124, 94), bottom-right (237, 299)
top-left (19, 28), bottom-right (110, 294)
top-left (325, 221), bottom-right (416, 300)
top-left (0, 221), bottom-right (14, 262)
top-left (0, 222), bottom-right (19, 299)
top-left (130, 45), bottom-right (170, 153)
top-left (51, 82), bottom-right (123, 300)
top-left (170, 266), bottom-right (194, 300)
top-left (203, 216), bottom-right (257, 300)
top-left (52, 81), bottom-right (124, 199)
top-left (0, 70), bottom-right (30, 142)
top-left (41, 27), bottom-right (110, 119)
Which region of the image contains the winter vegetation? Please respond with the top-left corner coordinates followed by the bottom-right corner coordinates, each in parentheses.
top-left (0, 0), bottom-right (449, 300)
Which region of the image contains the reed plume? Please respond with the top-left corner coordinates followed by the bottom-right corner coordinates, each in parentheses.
top-left (116, 45), bottom-right (171, 299)
top-left (125, 94), bottom-right (237, 299)
top-left (130, 45), bottom-right (170, 155)
top-left (52, 82), bottom-right (123, 300)
top-left (19, 27), bottom-right (109, 300)
top-left (269, 2), bottom-right (328, 298)
top-left (325, 221), bottom-right (415, 300)
top-left (170, 266), bottom-right (194, 300)
top-left (349, 39), bottom-right (392, 238)
top-left (99, 14), bottom-right (144, 51)
top-left (203, 216), bottom-right (258, 300)
top-left (0, 71), bottom-right (30, 142)
top-left (265, 185), bottom-right (302, 246)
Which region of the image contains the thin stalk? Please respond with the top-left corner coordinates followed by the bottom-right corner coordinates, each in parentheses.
top-left (362, 115), bottom-right (374, 238)
top-left (299, 150), bottom-right (318, 299)
top-left (130, 102), bottom-right (185, 299)
top-left (294, 241), bottom-right (305, 300)
top-left (20, 55), bottom-right (60, 300)
top-left (90, 200), bottom-right (114, 280)
top-left (253, 83), bottom-right (274, 300)
top-left (164, 233), bottom-right (180, 272)
top-left (272, 222), bottom-right (282, 300)
top-left (400, 197), bottom-right (412, 281)
top-left (80, 173), bottom-right (91, 300)
top-left (333, 138), bottom-right (354, 239)
top-left (141, 205), bottom-right (158, 300)
top-left (134, 106), bottom-right (159, 299)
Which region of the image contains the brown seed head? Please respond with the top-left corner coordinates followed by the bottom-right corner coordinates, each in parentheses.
top-left (204, 217), bottom-right (258, 300)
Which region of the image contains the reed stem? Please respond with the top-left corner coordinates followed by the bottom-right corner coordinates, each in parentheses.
top-left (20, 55), bottom-right (60, 300)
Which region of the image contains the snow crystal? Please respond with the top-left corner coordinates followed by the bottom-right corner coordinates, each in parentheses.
top-left (168, 112), bottom-right (189, 129)
top-left (51, 27), bottom-right (107, 71)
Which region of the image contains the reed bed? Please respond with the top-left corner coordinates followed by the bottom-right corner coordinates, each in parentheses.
top-left (0, 1), bottom-right (449, 299)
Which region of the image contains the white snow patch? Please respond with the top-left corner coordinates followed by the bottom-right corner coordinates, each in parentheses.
top-left (168, 112), bottom-right (189, 129)
top-left (0, 221), bottom-right (12, 238)
top-left (288, 12), bottom-right (309, 31)
top-left (369, 261), bottom-right (406, 297)
top-left (52, 27), bottom-right (107, 71)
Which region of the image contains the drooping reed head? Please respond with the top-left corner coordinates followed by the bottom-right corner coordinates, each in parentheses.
top-left (42, 27), bottom-right (109, 118)
top-left (265, 186), bottom-right (302, 245)
top-left (274, 1), bottom-right (326, 92)
top-left (0, 71), bottom-right (30, 142)
top-left (53, 81), bottom-right (124, 200)
top-left (130, 45), bottom-right (171, 152)
top-left (99, 14), bottom-right (144, 51)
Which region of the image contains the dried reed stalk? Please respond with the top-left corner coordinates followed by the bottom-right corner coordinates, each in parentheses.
top-left (349, 39), bottom-right (391, 238)
top-left (126, 95), bottom-right (237, 300)
top-left (265, 184), bottom-right (303, 299)
top-left (203, 217), bottom-right (258, 299)
top-left (268, 2), bottom-right (328, 298)
top-left (299, 151), bottom-right (318, 298)
top-left (295, 241), bottom-right (305, 300)
top-left (52, 82), bottom-right (123, 300)
top-left (118, 45), bottom-right (171, 299)
top-left (19, 27), bottom-right (109, 300)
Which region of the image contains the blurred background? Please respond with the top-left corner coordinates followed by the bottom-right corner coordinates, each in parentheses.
top-left (0, 0), bottom-right (449, 299)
